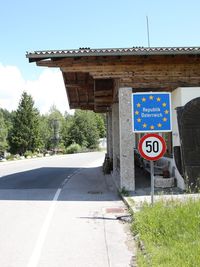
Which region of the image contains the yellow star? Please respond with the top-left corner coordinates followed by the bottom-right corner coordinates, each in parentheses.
top-left (164, 110), bottom-right (169, 114)
top-left (137, 103), bottom-right (141, 107)
top-left (142, 97), bottom-right (146, 102)
top-left (135, 110), bottom-right (139, 115)
top-left (150, 125), bottom-right (155, 130)
top-left (157, 97), bottom-right (161, 102)
top-left (158, 123), bottom-right (162, 128)
top-left (142, 123), bottom-right (147, 128)
top-left (162, 102), bottom-right (167, 107)
top-left (163, 117), bottom-right (167, 122)
top-left (137, 118), bottom-right (141, 122)
top-left (149, 95), bottom-right (154, 100)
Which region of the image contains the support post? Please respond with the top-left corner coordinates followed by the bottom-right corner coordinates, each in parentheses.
top-left (112, 103), bottom-right (120, 188)
top-left (119, 87), bottom-right (135, 191)
top-left (106, 111), bottom-right (113, 159)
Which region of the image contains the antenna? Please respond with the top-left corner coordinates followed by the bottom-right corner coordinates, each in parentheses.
top-left (146, 16), bottom-right (150, 47)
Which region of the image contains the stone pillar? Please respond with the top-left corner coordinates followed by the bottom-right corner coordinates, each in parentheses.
top-left (106, 111), bottom-right (113, 159)
top-left (112, 103), bottom-right (120, 188)
top-left (119, 87), bottom-right (135, 191)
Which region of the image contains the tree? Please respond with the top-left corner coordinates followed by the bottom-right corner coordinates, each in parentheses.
top-left (47, 105), bottom-right (65, 152)
top-left (9, 92), bottom-right (41, 155)
top-left (38, 114), bottom-right (51, 151)
top-left (61, 112), bottom-right (74, 148)
top-left (0, 110), bottom-right (8, 155)
top-left (0, 108), bottom-right (14, 131)
top-left (67, 110), bottom-right (100, 149)
top-left (95, 113), bottom-right (106, 138)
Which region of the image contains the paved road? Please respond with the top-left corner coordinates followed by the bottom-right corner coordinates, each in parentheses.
top-left (0, 152), bottom-right (134, 267)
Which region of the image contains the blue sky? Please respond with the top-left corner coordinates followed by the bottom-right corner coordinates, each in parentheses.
top-left (0, 0), bottom-right (200, 113)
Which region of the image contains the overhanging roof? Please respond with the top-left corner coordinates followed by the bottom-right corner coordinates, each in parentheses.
top-left (26, 46), bottom-right (200, 112)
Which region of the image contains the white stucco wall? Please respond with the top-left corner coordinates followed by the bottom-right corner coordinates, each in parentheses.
top-left (171, 87), bottom-right (200, 189)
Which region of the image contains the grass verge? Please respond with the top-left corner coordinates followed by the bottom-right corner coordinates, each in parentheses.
top-left (131, 199), bottom-right (200, 267)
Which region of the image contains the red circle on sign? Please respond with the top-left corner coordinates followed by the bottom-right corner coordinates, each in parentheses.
top-left (138, 133), bottom-right (166, 161)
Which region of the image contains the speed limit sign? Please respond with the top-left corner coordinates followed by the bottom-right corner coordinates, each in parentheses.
top-left (138, 134), bottom-right (166, 161)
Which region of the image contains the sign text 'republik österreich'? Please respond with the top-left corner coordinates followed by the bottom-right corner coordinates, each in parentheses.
top-left (132, 92), bottom-right (172, 133)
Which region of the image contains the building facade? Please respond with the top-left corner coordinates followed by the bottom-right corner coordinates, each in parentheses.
top-left (27, 47), bottom-right (200, 191)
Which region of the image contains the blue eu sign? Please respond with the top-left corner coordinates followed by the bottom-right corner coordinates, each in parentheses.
top-left (132, 92), bottom-right (172, 133)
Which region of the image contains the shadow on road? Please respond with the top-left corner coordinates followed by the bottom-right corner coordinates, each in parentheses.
top-left (0, 166), bottom-right (119, 202)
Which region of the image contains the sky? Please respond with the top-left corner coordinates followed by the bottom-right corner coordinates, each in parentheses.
top-left (0, 0), bottom-right (200, 114)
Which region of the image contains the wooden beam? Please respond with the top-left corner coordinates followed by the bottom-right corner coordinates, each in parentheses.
top-left (36, 55), bottom-right (200, 68)
top-left (95, 96), bottom-right (113, 103)
top-left (94, 90), bottom-right (112, 97)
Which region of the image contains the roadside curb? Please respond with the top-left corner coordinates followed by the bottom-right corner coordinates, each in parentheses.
top-left (120, 194), bottom-right (136, 214)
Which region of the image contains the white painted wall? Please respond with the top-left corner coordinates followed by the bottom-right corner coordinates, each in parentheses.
top-left (171, 87), bottom-right (200, 189)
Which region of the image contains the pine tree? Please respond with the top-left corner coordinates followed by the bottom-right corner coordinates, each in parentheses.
top-left (0, 110), bottom-right (8, 155)
top-left (9, 92), bottom-right (41, 155)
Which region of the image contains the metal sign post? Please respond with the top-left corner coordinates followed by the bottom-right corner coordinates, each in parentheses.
top-left (132, 92), bottom-right (171, 205)
top-left (150, 160), bottom-right (154, 205)
top-left (138, 134), bottom-right (166, 205)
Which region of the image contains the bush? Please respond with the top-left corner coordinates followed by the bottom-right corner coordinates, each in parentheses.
top-left (6, 154), bottom-right (15, 161)
top-left (66, 143), bottom-right (82, 154)
top-left (24, 150), bottom-right (33, 158)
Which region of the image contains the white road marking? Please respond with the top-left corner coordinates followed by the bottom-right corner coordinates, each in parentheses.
top-left (27, 168), bottom-right (80, 267)
top-left (27, 188), bottom-right (62, 267)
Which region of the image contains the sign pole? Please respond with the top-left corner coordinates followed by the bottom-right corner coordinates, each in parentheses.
top-left (150, 160), bottom-right (154, 205)
top-left (138, 134), bottom-right (166, 205)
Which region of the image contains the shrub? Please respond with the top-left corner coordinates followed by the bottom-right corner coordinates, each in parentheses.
top-left (24, 150), bottom-right (33, 158)
top-left (6, 154), bottom-right (15, 161)
top-left (66, 143), bottom-right (81, 154)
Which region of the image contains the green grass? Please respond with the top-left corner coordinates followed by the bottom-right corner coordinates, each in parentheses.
top-left (132, 199), bottom-right (200, 267)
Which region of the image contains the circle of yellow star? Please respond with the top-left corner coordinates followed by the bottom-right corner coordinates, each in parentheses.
top-left (142, 123), bottom-right (147, 128)
top-left (137, 118), bottom-right (141, 122)
top-left (158, 123), bottom-right (162, 128)
top-left (162, 102), bottom-right (167, 107)
top-left (164, 110), bottom-right (169, 114)
top-left (157, 97), bottom-right (161, 102)
top-left (137, 103), bottom-right (141, 107)
top-left (149, 95), bottom-right (154, 100)
top-left (142, 97), bottom-right (146, 102)
top-left (150, 125), bottom-right (155, 130)
top-left (163, 117), bottom-right (167, 122)
top-left (135, 110), bottom-right (139, 115)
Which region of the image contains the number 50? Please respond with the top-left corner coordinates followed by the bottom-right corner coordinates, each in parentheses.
top-left (145, 140), bottom-right (159, 153)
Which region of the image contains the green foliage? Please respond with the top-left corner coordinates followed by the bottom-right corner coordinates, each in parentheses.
top-left (68, 110), bottom-right (100, 149)
top-left (66, 143), bottom-right (81, 154)
top-left (6, 154), bottom-right (15, 161)
top-left (3, 92), bottom-right (106, 156)
top-left (61, 112), bottom-right (73, 148)
top-left (132, 199), bottom-right (200, 267)
top-left (38, 115), bottom-right (51, 150)
top-left (9, 92), bottom-right (41, 155)
top-left (0, 110), bottom-right (8, 154)
top-left (0, 108), bottom-right (14, 131)
top-left (119, 187), bottom-right (129, 196)
top-left (95, 113), bottom-right (106, 138)
top-left (24, 150), bottom-right (33, 158)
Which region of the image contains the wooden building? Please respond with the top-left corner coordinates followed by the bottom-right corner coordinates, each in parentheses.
top-left (27, 47), bottom-right (200, 191)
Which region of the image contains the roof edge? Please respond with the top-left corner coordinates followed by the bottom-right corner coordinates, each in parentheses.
top-left (26, 46), bottom-right (200, 60)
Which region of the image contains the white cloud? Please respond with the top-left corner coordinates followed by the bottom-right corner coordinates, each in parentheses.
top-left (0, 63), bottom-right (71, 115)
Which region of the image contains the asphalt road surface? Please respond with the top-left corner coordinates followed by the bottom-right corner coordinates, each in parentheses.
top-left (0, 152), bottom-right (134, 267)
